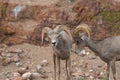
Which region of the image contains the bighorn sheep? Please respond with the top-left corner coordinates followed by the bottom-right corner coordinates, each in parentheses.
top-left (41, 25), bottom-right (73, 80)
top-left (73, 23), bottom-right (120, 80)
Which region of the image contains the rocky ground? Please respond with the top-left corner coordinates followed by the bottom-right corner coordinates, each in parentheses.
top-left (0, 43), bottom-right (104, 80)
top-left (0, 43), bottom-right (120, 80)
top-left (0, 0), bottom-right (120, 80)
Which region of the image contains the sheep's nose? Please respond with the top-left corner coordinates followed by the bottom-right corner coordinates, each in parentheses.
top-left (52, 42), bottom-right (56, 46)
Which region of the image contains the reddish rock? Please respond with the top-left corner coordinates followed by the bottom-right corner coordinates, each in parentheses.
top-left (17, 68), bottom-right (27, 75)
top-left (72, 72), bottom-right (84, 77)
top-left (28, 5), bottom-right (69, 46)
top-left (1, 57), bottom-right (11, 66)
top-left (4, 26), bottom-right (16, 35)
top-left (13, 76), bottom-right (24, 80)
top-left (40, 74), bottom-right (48, 79)
top-left (4, 37), bottom-right (24, 46)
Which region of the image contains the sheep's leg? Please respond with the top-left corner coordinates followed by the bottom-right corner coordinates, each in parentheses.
top-left (110, 59), bottom-right (116, 80)
top-left (57, 57), bottom-right (61, 80)
top-left (106, 62), bottom-right (110, 80)
top-left (53, 54), bottom-right (56, 80)
top-left (66, 58), bottom-right (69, 80)
top-left (68, 57), bottom-right (72, 80)
top-left (69, 58), bottom-right (72, 80)
top-left (66, 57), bottom-right (72, 80)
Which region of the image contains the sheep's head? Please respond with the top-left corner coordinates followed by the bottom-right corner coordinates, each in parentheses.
top-left (73, 23), bottom-right (91, 54)
top-left (41, 25), bottom-right (72, 47)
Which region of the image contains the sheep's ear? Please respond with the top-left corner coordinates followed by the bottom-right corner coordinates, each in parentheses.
top-left (57, 34), bottom-right (61, 38)
top-left (79, 33), bottom-right (85, 40)
top-left (81, 36), bottom-right (85, 40)
top-left (57, 32), bottom-right (62, 39)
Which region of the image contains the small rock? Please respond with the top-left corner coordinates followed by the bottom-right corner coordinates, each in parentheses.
top-left (5, 71), bottom-right (12, 78)
top-left (14, 49), bottom-right (23, 54)
top-left (2, 57), bottom-right (11, 66)
top-left (4, 53), bottom-right (12, 57)
top-left (73, 76), bottom-right (84, 80)
top-left (5, 26), bottom-right (16, 35)
top-left (98, 64), bottom-right (102, 68)
top-left (86, 52), bottom-right (90, 55)
top-left (13, 72), bottom-right (21, 77)
top-left (16, 62), bottom-right (23, 67)
top-left (25, 65), bottom-right (29, 70)
top-left (37, 69), bottom-right (46, 74)
top-left (0, 44), bottom-right (7, 49)
top-left (100, 71), bottom-right (105, 76)
top-left (95, 78), bottom-right (101, 80)
top-left (72, 72), bottom-right (84, 77)
top-left (78, 50), bottom-right (86, 56)
top-left (41, 60), bottom-right (48, 66)
top-left (18, 67), bottom-right (27, 74)
top-left (20, 36), bottom-right (27, 40)
top-left (89, 75), bottom-right (94, 79)
top-left (9, 48), bottom-right (23, 54)
top-left (13, 76), bottom-right (24, 80)
top-left (11, 54), bottom-right (20, 62)
top-left (22, 72), bottom-right (32, 79)
top-left (89, 55), bottom-right (97, 60)
top-left (0, 49), bottom-right (3, 53)
top-left (13, 5), bottom-right (26, 19)
top-left (31, 72), bottom-right (41, 79)
top-left (89, 69), bottom-right (94, 72)
top-left (85, 72), bottom-right (90, 77)
top-left (92, 56), bottom-right (97, 59)
top-left (36, 65), bottom-right (42, 72)
top-left (93, 71), bottom-right (101, 78)
top-left (40, 74), bottom-right (48, 79)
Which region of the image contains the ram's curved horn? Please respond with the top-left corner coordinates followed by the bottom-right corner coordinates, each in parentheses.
top-left (55, 25), bottom-right (73, 42)
top-left (41, 27), bottom-right (52, 46)
top-left (73, 23), bottom-right (91, 38)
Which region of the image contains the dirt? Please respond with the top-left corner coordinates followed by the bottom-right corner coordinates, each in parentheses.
top-left (0, 43), bottom-right (103, 80)
top-left (1, 43), bottom-right (120, 80)
top-left (0, 0), bottom-right (120, 80)
top-left (9, 0), bottom-right (60, 6)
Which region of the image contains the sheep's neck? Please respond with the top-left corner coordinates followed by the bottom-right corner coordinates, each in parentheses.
top-left (85, 38), bottom-right (100, 56)
top-left (56, 39), bottom-right (68, 51)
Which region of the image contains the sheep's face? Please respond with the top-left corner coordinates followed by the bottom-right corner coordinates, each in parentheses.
top-left (74, 33), bottom-right (86, 54)
top-left (48, 33), bottom-right (61, 47)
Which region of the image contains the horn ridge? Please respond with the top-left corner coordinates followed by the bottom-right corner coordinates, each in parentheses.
top-left (41, 27), bottom-right (52, 46)
top-left (56, 25), bottom-right (73, 42)
top-left (73, 23), bottom-right (91, 38)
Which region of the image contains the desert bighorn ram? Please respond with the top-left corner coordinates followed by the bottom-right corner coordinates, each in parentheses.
top-left (41, 25), bottom-right (73, 80)
top-left (73, 23), bottom-right (120, 80)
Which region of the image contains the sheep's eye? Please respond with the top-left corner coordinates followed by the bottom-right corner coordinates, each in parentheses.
top-left (76, 40), bottom-right (79, 45)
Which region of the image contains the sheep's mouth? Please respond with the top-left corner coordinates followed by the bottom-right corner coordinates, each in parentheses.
top-left (52, 44), bottom-right (56, 46)
top-left (52, 42), bottom-right (56, 46)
